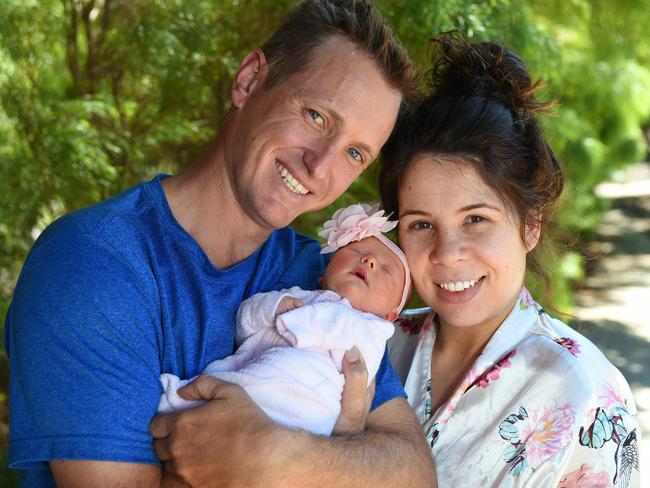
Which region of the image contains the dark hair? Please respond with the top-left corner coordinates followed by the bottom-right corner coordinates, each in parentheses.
top-left (379, 32), bottom-right (564, 290)
top-left (262, 0), bottom-right (418, 105)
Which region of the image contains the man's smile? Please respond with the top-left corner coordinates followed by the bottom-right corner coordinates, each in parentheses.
top-left (276, 161), bottom-right (309, 195)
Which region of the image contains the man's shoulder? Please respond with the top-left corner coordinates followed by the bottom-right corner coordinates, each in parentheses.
top-left (34, 177), bottom-right (162, 254)
top-left (14, 177), bottom-right (169, 302)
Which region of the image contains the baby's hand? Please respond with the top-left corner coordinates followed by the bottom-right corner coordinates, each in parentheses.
top-left (275, 296), bottom-right (304, 316)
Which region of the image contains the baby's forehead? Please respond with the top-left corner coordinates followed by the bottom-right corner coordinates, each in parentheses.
top-left (354, 237), bottom-right (403, 265)
top-left (347, 236), bottom-right (383, 251)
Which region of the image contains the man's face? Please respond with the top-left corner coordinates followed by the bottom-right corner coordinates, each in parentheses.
top-left (226, 35), bottom-right (402, 230)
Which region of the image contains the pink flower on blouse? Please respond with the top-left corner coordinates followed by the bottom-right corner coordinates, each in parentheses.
top-left (436, 365), bottom-right (480, 425)
top-left (516, 404), bottom-right (575, 466)
top-left (555, 337), bottom-right (581, 357)
top-left (474, 349), bottom-right (516, 388)
top-left (396, 313), bottom-right (431, 336)
top-left (518, 287), bottom-right (537, 309)
top-left (597, 381), bottom-right (624, 410)
top-left (420, 315), bottom-right (432, 335)
top-left (558, 464), bottom-right (612, 487)
top-left (583, 382), bottom-right (625, 422)
top-left (476, 368), bottom-right (501, 388)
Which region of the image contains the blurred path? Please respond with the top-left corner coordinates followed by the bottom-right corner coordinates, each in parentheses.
top-left (572, 162), bottom-right (650, 484)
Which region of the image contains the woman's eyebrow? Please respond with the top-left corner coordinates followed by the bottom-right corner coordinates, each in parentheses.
top-left (459, 203), bottom-right (501, 213)
top-left (399, 209), bottom-right (430, 218)
top-left (400, 203), bottom-right (501, 218)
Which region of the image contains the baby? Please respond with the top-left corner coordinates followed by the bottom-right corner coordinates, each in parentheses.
top-left (158, 203), bottom-right (411, 435)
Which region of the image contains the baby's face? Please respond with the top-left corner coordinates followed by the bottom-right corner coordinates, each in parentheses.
top-left (321, 236), bottom-right (405, 320)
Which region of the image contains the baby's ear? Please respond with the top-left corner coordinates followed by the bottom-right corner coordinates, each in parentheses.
top-left (385, 309), bottom-right (398, 322)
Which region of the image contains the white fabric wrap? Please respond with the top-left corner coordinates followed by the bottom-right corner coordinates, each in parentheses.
top-left (159, 287), bottom-right (394, 436)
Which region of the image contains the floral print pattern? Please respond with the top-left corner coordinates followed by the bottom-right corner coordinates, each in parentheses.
top-left (425, 420), bottom-right (441, 448)
top-left (558, 464), bottom-right (612, 487)
top-left (499, 404), bottom-right (575, 476)
top-left (555, 337), bottom-right (581, 356)
top-left (435, 365), bottom-right (479, 425)
top-left (597, 381), bottom-right (624, 410)
top-left (424, 378), bottom-right (432, 418)
top-left (579, 405), bottom-right (640, 488)
top-left (388, 287), bottom-right (641, 487)
top-left (472, 349), bottom-right (516, 389)
top-left (519, 287), bottom-right (537, 309)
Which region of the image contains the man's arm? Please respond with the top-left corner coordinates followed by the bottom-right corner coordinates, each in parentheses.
top-left (150, 375), bottom-right (436, 487)
top-left (50, 460), bottom-right (188, 488)
top-left (276, 396), bottom-right (436, 487)
top-left (49, 351), bottom-right (435, 488)
top-left (6, 234), bottom-right (181, 484)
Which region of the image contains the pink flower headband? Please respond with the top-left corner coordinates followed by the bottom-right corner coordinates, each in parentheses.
top-left (318, 203), bottom-right (411, 315)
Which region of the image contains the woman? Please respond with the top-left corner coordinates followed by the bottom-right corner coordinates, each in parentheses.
top-left (381, 33), bottom-right (641, 487)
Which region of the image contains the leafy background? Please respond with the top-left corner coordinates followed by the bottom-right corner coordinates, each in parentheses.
top-left (1, 0), bottom-right (649, 481)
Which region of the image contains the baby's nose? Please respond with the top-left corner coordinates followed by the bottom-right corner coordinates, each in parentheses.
top-left (361, 254), bottom-right (376, 269)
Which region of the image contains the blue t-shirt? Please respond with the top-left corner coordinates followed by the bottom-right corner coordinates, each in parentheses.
top-left (4, 175), bottom-right (405, 485)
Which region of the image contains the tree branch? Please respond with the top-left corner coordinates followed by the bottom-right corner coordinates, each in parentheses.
top-left (81, 0), bottom-right (97, 93)
top-left (63, 0), bottom-right (83, 95)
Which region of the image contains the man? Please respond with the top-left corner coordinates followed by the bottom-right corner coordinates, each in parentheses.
top-left (4, 1), bottom-right (435, 486)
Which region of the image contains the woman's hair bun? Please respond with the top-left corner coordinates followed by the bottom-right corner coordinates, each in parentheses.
top-left (429, 31), bottom-right (550, 116)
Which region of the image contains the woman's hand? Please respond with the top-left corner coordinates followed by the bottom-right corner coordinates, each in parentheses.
top-left (332, 347), bottom-right (375, 435)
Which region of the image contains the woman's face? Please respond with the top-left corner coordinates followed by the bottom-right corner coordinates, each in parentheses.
top-left (397, 155), bottom-right (538, 333)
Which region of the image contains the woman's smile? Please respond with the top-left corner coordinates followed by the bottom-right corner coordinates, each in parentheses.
top-left (435, 276), bottom-right (485, 304)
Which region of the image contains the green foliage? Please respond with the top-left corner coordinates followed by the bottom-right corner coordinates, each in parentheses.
top-left (1, 2), bottom-right (650, 478)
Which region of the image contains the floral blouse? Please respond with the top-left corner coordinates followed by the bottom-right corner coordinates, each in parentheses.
top-left (389, 288), bottom-right (641, 487)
